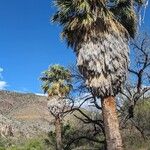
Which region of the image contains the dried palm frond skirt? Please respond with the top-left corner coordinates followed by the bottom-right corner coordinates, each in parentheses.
top-left (77, 33), bottom-right (129, 98)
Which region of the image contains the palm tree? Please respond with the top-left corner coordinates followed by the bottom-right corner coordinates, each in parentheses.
top-left (52, 0), bottom-right (143, 149)
top-left (40, 65), bottom-right (72, 150)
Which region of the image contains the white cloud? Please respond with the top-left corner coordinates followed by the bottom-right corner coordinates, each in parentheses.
top-left (0, 81), bottom-right (7, 90)
top-left (0, 67), bottom-right (3, 72)
top-left (0, 67), bottom-right (7, 90)
top-left (35, 93), bottom-right (47, 96)
top-left (0, 67), bottom-right (4, 79)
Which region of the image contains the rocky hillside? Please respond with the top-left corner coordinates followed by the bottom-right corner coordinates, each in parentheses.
top-left (0, 90), bottom-right (53, 138)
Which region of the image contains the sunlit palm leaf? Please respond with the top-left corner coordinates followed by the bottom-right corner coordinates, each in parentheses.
top-left (40, 65), bottom-right (72, 97)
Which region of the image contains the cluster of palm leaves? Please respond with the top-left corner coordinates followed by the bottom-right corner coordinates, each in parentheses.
top-left (52, 0), bottom-right (145, 48)
top-left (40, 65), bottom-right (72, 97)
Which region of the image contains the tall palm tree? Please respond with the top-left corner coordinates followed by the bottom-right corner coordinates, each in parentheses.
top-left (52, 0), bottom-right (144, 149)
top-left (40, 65), bottom-right (72, 150)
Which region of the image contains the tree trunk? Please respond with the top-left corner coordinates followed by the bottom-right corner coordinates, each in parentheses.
top-left (55, 117), bottom-right (63, 150)
top-left (101, 96), bottom-right (123, 150)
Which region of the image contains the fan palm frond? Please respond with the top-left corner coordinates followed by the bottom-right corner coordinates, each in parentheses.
top-left (52, 0), bottom-right (128, 49)
top-left (110, 0), bottom-right (137, 38)
top-left (40, 65), bottom-right (72, 97)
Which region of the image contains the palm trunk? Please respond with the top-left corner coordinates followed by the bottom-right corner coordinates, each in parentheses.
top-left (55, 117), bottom-right (63, 150)
top-left (101, 96), bottom-right (123, 150)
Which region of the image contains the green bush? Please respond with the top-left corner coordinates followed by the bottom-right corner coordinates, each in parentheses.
top-left (134, 99), bottom-right (150, 136)
top-left (122, 98), bottom-right (150, 150)
top-left (45, 122), bottom-right (104, 150)
top-left (23, 139), bottom-right (44, 150)
top-left (0, 138), bottom-right (48, 150)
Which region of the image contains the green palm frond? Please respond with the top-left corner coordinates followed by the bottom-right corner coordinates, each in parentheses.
top-left (52, 0), bottom-right (119, 49)
top-left (134, 0), bottom-right (145, 5)
top-left (110, 0), bottom-right (137, 38)
top-left (52, 0), bottom-right (145, 48)
top-left (40, 65), bottom-right (72, 97)
top-left (41, 83), bottom-right (49, 94)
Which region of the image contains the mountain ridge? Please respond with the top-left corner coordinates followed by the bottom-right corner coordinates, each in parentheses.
top-left (0, 90), bottom-right (52, 138)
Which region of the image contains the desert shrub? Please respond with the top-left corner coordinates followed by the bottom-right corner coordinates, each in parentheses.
top-left (2, 138), bottom-right (48, 150)
top-left (124, 134), bottom-right (150, 150)
top-left (45, 122), bottom-right (104, 150)
top-left (0, 145), bottom-right (5, 150)
top-left (44, 123), bottom-right (76, 150)
top-left (122, 98), bottom-right (150, 149)
top-left (134, 99), bottom-right (150, 136)
top-left (22, 139), bottom-right (44, 150)
top-left (0, 137), bottom-right (13, 149)
top-left (0, 138), bottom-right (6, 148)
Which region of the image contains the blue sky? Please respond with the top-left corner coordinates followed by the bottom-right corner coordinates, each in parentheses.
top-left (0, 0), bottom-right (150, 93)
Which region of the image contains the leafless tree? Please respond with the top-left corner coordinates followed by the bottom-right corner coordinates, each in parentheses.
top-left (67, 33), bottom-right (150, 147)
top-left (118, 33), bottom-right (150, 138)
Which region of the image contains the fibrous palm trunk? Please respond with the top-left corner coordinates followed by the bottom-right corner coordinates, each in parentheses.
top-left (76, 31), bottom-right (128, 150)
top-left (47, 96), bottom-right (64, 150)
top-left (55, 117), bottom-right (63, 150)
top-left (101, 96), bottom-right (123, 150)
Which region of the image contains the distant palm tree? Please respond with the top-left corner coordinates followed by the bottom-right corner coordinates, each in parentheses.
top-left (52, 0), bottom-right (142, 149)
top-left (40, 65), bottom-right (72, 150)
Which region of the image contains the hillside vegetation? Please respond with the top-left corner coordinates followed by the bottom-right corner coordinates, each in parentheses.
top-left (0, 90), bottom-right (150, 150)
